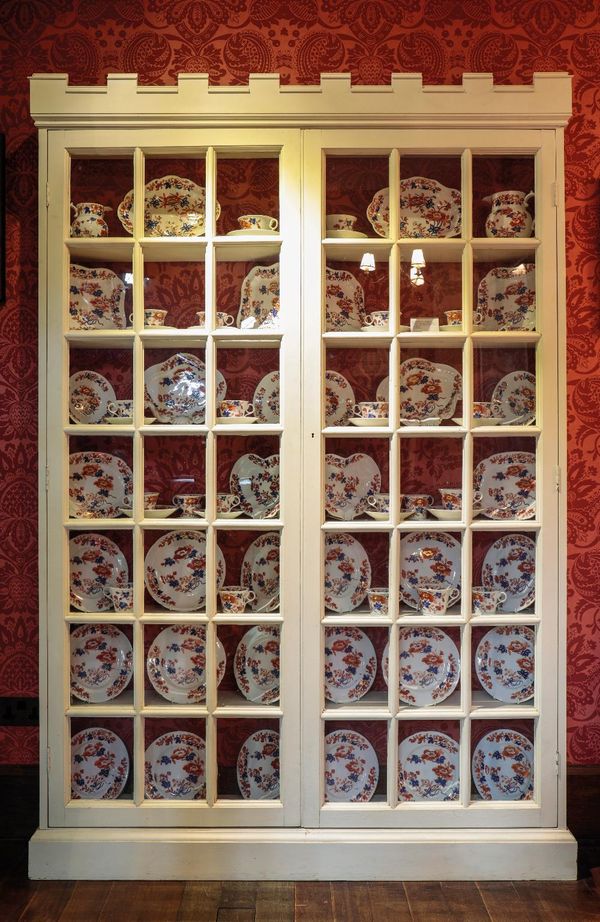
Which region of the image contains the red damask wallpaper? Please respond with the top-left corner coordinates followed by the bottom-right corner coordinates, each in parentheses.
top-left (0, 1), bottom-right (599, 765)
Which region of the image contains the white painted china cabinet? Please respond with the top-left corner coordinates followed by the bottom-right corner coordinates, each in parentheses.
top-left (30, 72), bottom-right (575, 879)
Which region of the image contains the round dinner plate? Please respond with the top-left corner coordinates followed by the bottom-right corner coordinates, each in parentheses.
top-left (398, 626), bottom-right (461, 707)
top-left (69, 451), bottom-right (133, 519)
top-left (324, 729), bottom-right (379, 802)
top-left (398, 731), bottom-right (460, 801)
top-left (481, 533), bottom-right (536, 613)
top-left (323, 532), bottom-right (371, 613)
top-left (234, 625), bottom-right (280, 704)
top-left (472, 729), bottom-right (533, 801)
top-left (324, 626), bottom-right (377, 703)
top-left (71, 727), bottom-right (129, 800)
top-left (69, 370), bottom-right (116, 424)
top-left (240, 531), bottom-right (280, 613)
top-left (146, 624), bottom-right (226, 704)
top-left (475, 625), bottom-right (535, 703)
top-left (70, 624), bottom-right (132, 703)
top-left (69, 532), bottom-right (129, 612)
top-left (324, 370), bottom-right (355, 426)
top-left (237, 730), bottom-right (280, 800)
top-left (253, 371), bottom-right (280, 424)
top-left (144, 731), bottom-right (206, 800)
top-left (144, 530), bottom-right (225, 611)
top-left (400, 530), bottom-right (461, 609)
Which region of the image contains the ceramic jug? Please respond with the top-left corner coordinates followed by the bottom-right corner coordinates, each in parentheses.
top-left (70, 201), bottom-right (112, 237)
top-left (483, 190), bottom-right (534, 238)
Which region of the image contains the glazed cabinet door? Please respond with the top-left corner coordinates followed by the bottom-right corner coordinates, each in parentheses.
top-left (44, 127), bottom-right (302, 827)
top-left (301, 127), bottom-right (561, 829)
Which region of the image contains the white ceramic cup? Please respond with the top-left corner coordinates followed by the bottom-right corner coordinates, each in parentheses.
top-left (403, 494), bottom-right (434, 519)
top-left (172, 493), bottom-right (204, 515)
top-left (472, 586), bottom-right (508, 614)
top-left (326, 213), bottom-right (357, 232)
top-left (364, 310), bottom-right (389, 327)
top-left (103, 583), bottom-right (134, 612)
top-left (367, 588), bottom-right (389, 615)
top-left (417, 584), bottom-right (460, 615)
top-left (367, 493), bottom-right (390, 514)
top-left (438, 488), bottom-right (462, 510)
top-left (219, 399), bottom-right (254, 418)
top-left (216, 493), bottom-right (240, 514)
top-left (144, 491), bottom-right (160, 510)
top-left (219, 586), bottom-right (256, 612)
top-left (215, 311), bottom-right (234, 328)
top-left (107, 399), bottom-right (133, 418)
top-left (353, 401), bottom-right (389, 419)
top-left (238, 214), bottom-right (278, 231)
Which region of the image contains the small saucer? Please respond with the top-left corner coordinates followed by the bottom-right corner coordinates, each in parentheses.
top-left (216, 416), bottom-right (258, 425)
top-left (361, 325), bottom-right (390, 333)
top-left (105, 416), bottom-right (132, 425)
top-left (366, 511), bottom-right (389, 521)
top-left (143, 325), bottom-right (178, 330)
top-left (218, 510), bottom-right (243, 519)
top-left (326, 229), bottom-right (368, 238)
top-left (429, 508), bottom-right (462, 521)
top-left (451, 418), bottom-right (464, 427)
top-left (145, 506), bottom-right (177, 518)
top-left (398, 325), bottom-right (411, 333)
top-left (439, 324), bottom-right (463, 333)
top-left (144, 418), bottom-right (156, 425)
top-left (349, 418), bottom-right (388, 427)
top-left (472, 417), bottom-right (502, 427)
top-left (119, 507), bottom-right (133, 517)
top-left (400, 418), bottom-right (441, 427)
top-left (226, 228), bottom-right (279, 236)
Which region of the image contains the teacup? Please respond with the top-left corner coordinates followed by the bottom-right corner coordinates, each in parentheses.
top-left (402, 494), bottom-right (433, 519)
top-left (472, 586), bottom-right (507, 614)
top-left (238, 214), bottom-right (278, 232)
top-left (364, 310), bottom-right (389, 328)
top-left (219, 586), bottom-right (256, 613)
top-left (216, 493), bottom-right (240, 514)
top-left (473, 401), bottom-right (494, 419)
top-left (367, 588), bottom-right (389, 615)
top-left (438, 488), bottom-right (462, 511)
top-left (103, 583), bottom-right (134, 612)
top-left (219, 399), bottom-right (254, 419)
top-left (367, 493), bottom-right (390, 514)
top-left (417, 584), bottom-right (460, 615)
top-left (144, 491), bottom-right (160, 510)
top-left (173, 493), bottom-right (204, 515)
top-left (326, 213), bottom-right (357, 232)
top-left (353, 401), bottom-right (389, 420)
top-left (195, 311), bottom-right (206, 326)
top-left (107, 399), bottom-right (133, 418)
top-left (144, 308), bottom-right (168, 327)
top-left (215, 311), bottom-right (234, 328)
top-left (444, 309), bottom-right (463, 326)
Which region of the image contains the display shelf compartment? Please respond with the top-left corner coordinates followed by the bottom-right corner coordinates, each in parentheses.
top-left (397, 426), bottom-right (465, 437)
top-left (213, 424), bottom-right (283, 436)
top-left (321, 521), bottom-right (393, 533)
top-left (211, 330), bottom-right (283, 345)
top-left (142, 698), bottom-right (210, 717)
top-left (213, 613), bottom-right (283, 625)
top-left (397, 614), bottom-right (466, 626)
top-left (469, 520), bottom-right (540, 531)
top-left (141, 517), bottom-right (207, 529)
top-left (66, 698), bottom-right (136, 716)
top-left (471, 426), bottom-right (540, 436)
top-left (470, 614), bottom-right (540, 626)
top-left (140, 425), bottom-right (209, 435)
top-left (66, 612), bottom-right (136, 624)
top-left (322, 614), bottom-right (392, 627)
top-left (213, 518), bottom-right (283, 530)
top-left (139, 330), bottom-right (208, 345)
top-left (65, 424), bottom-right (135, 435)
top-left (472, 239), bottom-right (540, 262)
top-left (65, 331), bottom-right (135, 348)
top-left (214, 696), bottom-right (284, 718)
top-left (64, 518), bottom-right (134, 530)
top-left (321, 427), bottom-right (392, 437)
top-left (213, 240), bottom-right (281, 263)
top-left (471, 332), bottom-right (540, 346)
top-left (140, 612), bottom-right (209, 624)
top-left (322, 333), bottom-right (393, 347)
top-left (139, 239), bottom-right (207, 261)
top-left (65, 239), bottom-right (135, 262)
top-left (469, 693), bottom-right (539, 718)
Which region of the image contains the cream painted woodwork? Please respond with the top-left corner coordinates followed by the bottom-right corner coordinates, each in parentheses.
top-left (30, 72), bottom-right (576, 880)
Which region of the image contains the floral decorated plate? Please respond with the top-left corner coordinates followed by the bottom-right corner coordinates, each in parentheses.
top-left (400, 357), bottom-right (462, 420)
top-left (253, 370), bottom-right (280, 424)
top-left (398, 730), bottom-right (460, 801)
top-left (324, 532), bottom-right (371, 612)
top-left (230, 453), bottom-right (280, 519)
top-left (399, 177), bottom-right (461, 238)
top-left (118, 175), bottom-right (219, 236)
top-left (144, 731), bottom-right (206, 800)
top-left (325, 370), bottom-right (355, 426)
top-left (491, 371), bottom-right (536, 425)
top-left (473, 451), bottom-right (536, 520)
top-left (71, 727), bottom-right (129, 800)
top-left (324, 452), bottom-right (381, 521)
top-left (70, 624), bottom-right (133, 703)
top-left (400, 530), bottom-right (461, 609)
top-left (69, 370), bottom-right (116, 424)
top-left (240, 531), bottom-right (280, 613)
top-left (144, 530), bottom-right (225, 612)
top-left (472, 728), bottom-right (533, 800)
top-left (324, 626), bottom-right (377, 703)
top-left (366, 188), bottom-right (390, 237)
top-left (476, 264), bottom-right (536, 331)
top-left (398, 626), bottom-right (461, 707)
top-left (69, 264), bottom-right (127, 330)
top-left (237, 263), bottom-right (280, 329)
top-left (69, 532), bottom-right (129, 612)
top-left (325, 266), bottom-right (366, 331)
top-left (482, 533), bottom-right (536, 613)
top-left (69, 451), bottom-right (133, 519)
top-left (376, 376), bottom-right (389, 402)
top-left (146, 624), bottom-right (226, 704)
top-left (144, 352), bottom-right (207, 425)
top-left (475, 625), bottom-right (535, 704)
top-left (237, 729), bottom-right (280, 800)
top-left (324, 729), bottom-right (379, 802)
top-left (234, 624), bottom-right (280, 704)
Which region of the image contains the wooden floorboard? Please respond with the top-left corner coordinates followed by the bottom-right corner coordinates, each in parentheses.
top-left (404, 880), bottom-right (451, 920)
top-left (330, 881), bottom-right (376, 921)
top-left (477, 880), bottom-right (546, 922)
top-left (177, 881), bottom-right (222, 922)
top-left (254, 881), bottom-right (295, 922)
top-left (439, 880), bottom-right (491, 921)
top-left (513, 880), bottom-right (600, 921)
top-left (16, 879), bottom-right (73, 922)
top-left (366, 880), bottom-right (413, 920)
top-left (57, 880), bottom-right (110, 921)
top-left (97, 880), bottom-right (185, 922)
top-left (295, 881), bottom-right (334, 921)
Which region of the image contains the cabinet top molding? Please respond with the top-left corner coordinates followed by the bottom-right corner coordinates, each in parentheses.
top-left (29, 72), bottom-right (572, 129)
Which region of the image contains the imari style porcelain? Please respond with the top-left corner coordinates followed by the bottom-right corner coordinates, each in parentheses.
top-left (253, 371), bottom-right (280, 424)
top-left (142, 308), bottom-right (168, 327)
top-left (69, 264), bottom-right (127, 330)
top-left (230, 453), bottom-right (280, 519)
top-left (107, 399), bottom-right (134, 418)
top-left (216, 311), bottom-right (235, 327)
top-left (351, 401), bottom-right (389, 424)
top-left (238, 214), bottom-right (278, 232)
top-left (475, 625), bottom-right (535, 704)
top-left (219, 586), bottom-right (256, 613)
top-left (324, 370), bottom-right (355, 426)
top-left (473, 451), bottom-right (536, 520)
top-left (70, 624), bottom-right (133, 703)
top-left (323, 626), bottom-right (377, 703)
top-left (472, 729), bottom-right (533, 801)
top-left (472, 587), bottom-right (507, 615)
top-left (376, 376), bottom-right (389, 402)
top-left (118, 175), bottom-right (219, 236)
top-left (216, 493), bottom-right (241, 515)
top-left (69, 370), bottom-right (116, 424)
top-left (398, 626), bottom-right (461, 707)
top-left (326, 213), bottom-right (358, 233)
top-left (476, 264), bottom-right (535, 331)
top-left (323, 532), bottom-right (371, 613)
top-left (416, 584), bottom-right (460, 615)
top-left (144, 530), bottom-right (226, 612)
top-left (69, 451), bottom-right (133, 519)
top-left (481, 533), bottom-right (536, 613)
top-left (240, 531), bottom-right (280, 613)
top-left (402, 493), bottom-right (434, 520)
top-left (218, 399), bottom-right (255, 420)
top-left (69, 532), bottom-right (129, 612)
top-left (144, 352), bottom-right (208, 425)
top-left (237, 263), bottom-right (280, 329)
top-left (366, 188), bottom-right (390, 237)
top-left (491, 371), bottom-right (536, 425)
top-left (484, 190), bottom-right (534, 238)
top-left (324, 452), bottom-right (381, 521)
top-left (399, 357), bottom-right (462, 421)
top-left (438, 488), bottom-right (462, 511)
top-left (400, 531), bottom-right (462, 609)
top-left (237, 730), bottom-right (281, 799)
top-left (398, 731), bottom-right (460, 801)
top-left (399, 177), bottom-right (461, 237)
top-left (70, 201), bottom-right (112, 237)
top-left (144, 732), bottom-right (206, 800)
top-left (366, 493), bottom-right (390, 520)
top-left (71, 727), bottom-right (129, 800)
top-left (103, 583), bottom-right (134, 612)
top-left (234, 625), bottom-right (280, 704)
top-left (324, 729), bottom-right (379, 803)
top-left (325, 266), bottom-right (367, 331)
top-left (363, 310), bottom-right (389, 329)
top-left (367, 588), bottom-right (389, 615)
top-left (146, 625), bottom-right (226, 704)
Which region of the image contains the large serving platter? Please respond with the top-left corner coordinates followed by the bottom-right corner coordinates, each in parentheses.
top-left (324, 452), bottom-right (381, 520)
top-left (237, 263), bottom-right (280, 328)
top-left (118, 175), bottom-right (219, 236)
top-left (69, 265), bottom-right (126, 330)
top-left (230, 453), bottom-right (280, 519)
top-left (325, 266), bottom-right (366, 331)
top-left (473, 451), bottom-right (536, 520)
top-left (399, 358), bottom-right (462, 421)
top-left (476, 263), bottom-right (536, 331)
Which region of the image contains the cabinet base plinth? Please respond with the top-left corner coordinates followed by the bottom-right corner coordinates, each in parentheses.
top-left (29, 827), bottom-right (577, 880)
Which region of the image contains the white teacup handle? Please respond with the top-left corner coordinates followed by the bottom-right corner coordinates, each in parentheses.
top-left (128, 312), bottom-right (134, 324)
top-left (269, 217), bottom-right (278, 231)
top-left (448, 587), bottom-right (461, 605)
top-left (172, 495), bottom-right (182, 506)
top-left (525, 191), bottom-right (535, 205)
top-left (230, 495), bottom-right (240, 509)
top-left (367, 495), bottom-right (378, 507)
top-left (497, 591), bottom-right (507, 602)
top-left (246, 590), bottom-right (256, 602)
top-left (245, 404), bottom-right (255, 417)
top-left (263, 594), bottom-right (280, 612)
top-left (107, 401), bottom-right (120, 416)
top-left (224, 314), bottom-right (234, 326)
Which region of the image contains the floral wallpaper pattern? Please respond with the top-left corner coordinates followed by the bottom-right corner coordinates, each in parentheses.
top-left (0, 0), bottom-right (598, 764)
